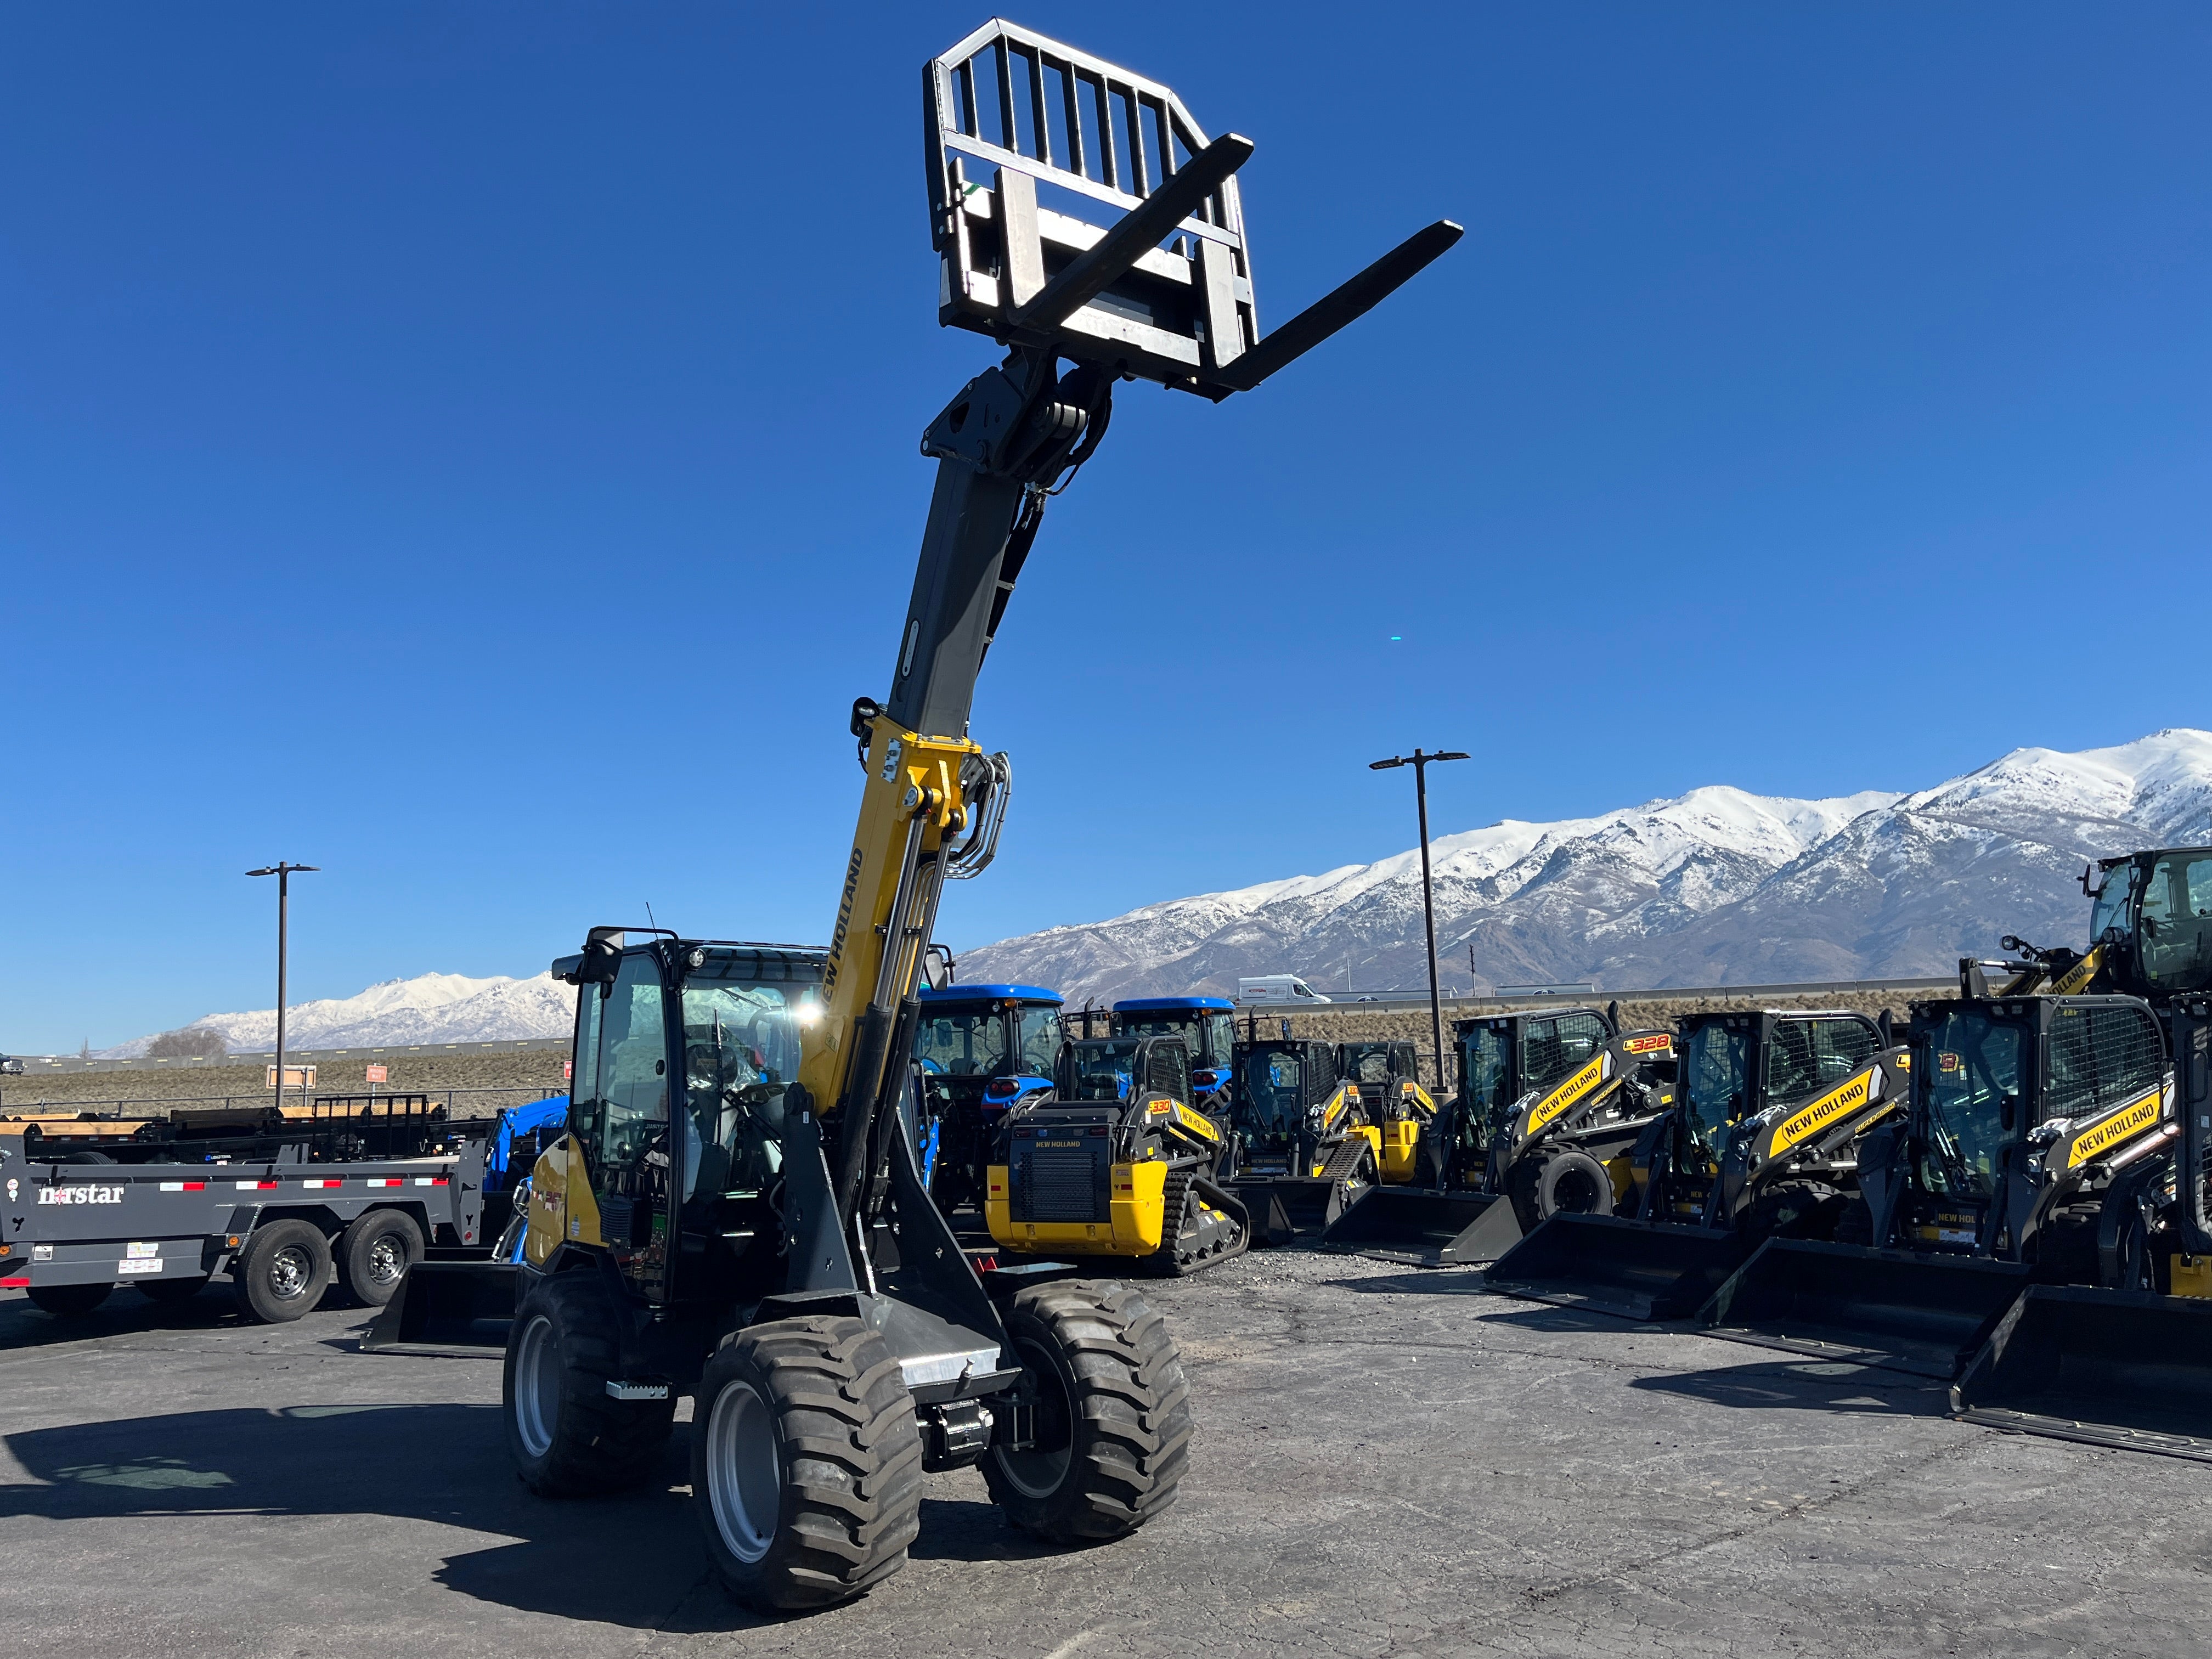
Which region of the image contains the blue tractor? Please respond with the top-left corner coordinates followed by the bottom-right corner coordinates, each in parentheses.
top-left (1111, 997), bottom-right (1239, 1113)
top-left (912, 982), bottom-right (1065, 1217)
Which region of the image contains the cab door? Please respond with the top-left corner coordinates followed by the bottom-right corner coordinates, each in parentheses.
top-left (568, 947), bottom-right (677, 1301)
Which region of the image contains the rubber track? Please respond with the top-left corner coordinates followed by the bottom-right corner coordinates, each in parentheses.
top-left (995, 1280), bottom-right (1192, 1540)
top-left (726, 1316), bottom-right (924, 1606)
top-left (1155, 1170), bottom-right (1250, 1277)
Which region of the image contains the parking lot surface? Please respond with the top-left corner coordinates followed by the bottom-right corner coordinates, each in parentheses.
top-left (3, 1249), bottom-right (2206, 1658)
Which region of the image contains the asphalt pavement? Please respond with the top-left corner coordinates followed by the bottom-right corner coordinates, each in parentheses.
top-left (2, 1249), bottom-right (2206, 1658)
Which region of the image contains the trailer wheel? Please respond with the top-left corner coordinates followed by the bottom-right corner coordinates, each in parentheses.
top-left (138, 1276), bottom-right (210, 1305)
top-left (504, 1271), bottom-right (673, 1497)
top-left (337, 1210), bottom-right (423, 1307)
top-left (983, 1279), bottom-right (1190, 1544)
top-left (231, 1219), bottom-right (334, 1323)
top-left (691, 1315), bottom-right (923, 1612)
top-left (27, 1284), bottom-right (111, 1318)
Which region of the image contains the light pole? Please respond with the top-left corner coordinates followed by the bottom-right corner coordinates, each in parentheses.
top-left (1368, 749), bottom-right (1468, 1092)
top-left (247, 864), bottom-right (318, 1117)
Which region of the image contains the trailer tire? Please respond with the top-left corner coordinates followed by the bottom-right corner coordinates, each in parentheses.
top-left (691, 1315), bottom-right (923, 1612)
top-left (504, 1271), bottom-right (673, 1498)
top-left (337, 1209), bottom-right (422, 1307)
top-left (983, 1278), bottom-right (1190, 1544)
top-left (27, 1283), bottom-right (111, 1318)
top-left (138, 1276), bottom-right (210, 1305)
top-left (231, 1219), bottom-right (334, 1323)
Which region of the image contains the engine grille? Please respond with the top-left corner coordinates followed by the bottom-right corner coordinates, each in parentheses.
top-left (1012, 1135), bottom-right (1109, 1223)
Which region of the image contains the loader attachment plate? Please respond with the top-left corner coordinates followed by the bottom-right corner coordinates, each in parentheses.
top-left (1321, 1187), bottom-right (1518, 1267)
top-left (1482, 1214), bottom-right (1751, 1321)
top-left (1696, 1239), bottom-right (2029, 1379)
top-left (1951, 1285), bottom-right (2212, 1460)
top-left (1226, 1176), bottom-right (1341, 1244)
top-left (362, 1261), bottom-right (516, 1351)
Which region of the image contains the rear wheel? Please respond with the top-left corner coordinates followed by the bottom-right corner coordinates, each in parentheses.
top-left (27, 1284), bottom-right (111, 1318)
top-left (231, 1219), bottom-right (334, 1323)
top-left (983, 1279), bottom-right (1190, 1543)
top-left (691, 1316), bottom-right (923, 1612)
top-left (336, 1210), bottom-right (422, 1307)
top-left (504, 1270), bottom-right (673, 1497)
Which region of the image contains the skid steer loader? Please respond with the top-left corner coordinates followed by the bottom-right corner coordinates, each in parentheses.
top-left (1322, 1007), bottom-right (1674, 1265)
top-left (1222, 1037), bottom-right (1375, 1240)
top-left (986, 1035), bottom-right (1250, 1273)
top-left (364, 17), bottom-right (1458, 1614)
top-left (1485, 1008), bottom-right (1905, 1318)
top-left (1700, 975), bottom-right (2212, 1425)
top-left (1335, 1041), bottom-right (1443, 1183)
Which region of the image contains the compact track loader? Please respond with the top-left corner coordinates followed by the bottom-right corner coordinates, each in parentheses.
top-left (988, 1036), bottom-right (1249, 1272)
top-left (1336, 1040), bottom-right (1443, 1183)
top-left (370, 19), bottom-right (1458, 1611)
top-left (911, 981), bottom-right (1065, 1218)
top-left (1322, 1007), bottom-right (1672, 1266)
top-left (1223, 1037), bottom-right (1375, 1239)
top-left (1111, 997), bottom-right (1239, 1111)
top-left (1699, 979), bottom-right (2212, 1448)
top-left (1486, 1009), bottom-right (1905, 1318)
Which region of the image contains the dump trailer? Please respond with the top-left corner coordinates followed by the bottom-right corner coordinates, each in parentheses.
top-left (911, 981), bottom-right (1064, 1218)
top-left (1706, 979), bottom-right (2212, 1421)
top-left (369, 18), bottom-right (1458, 1613)
top-left (1486, 1009), bottom-right (1904, 1318)
top-left (1322, 1007), bottom-right (1671, 1264)
top-left (1222, 1037), bottom-right (1374, 1239)
top-left (1, 1096), bottom-right (496, 1323)
top-left (988, 1036), bottom-right (1251, 1273)
top-left (1111, 997), bottom-right (1239, 1111)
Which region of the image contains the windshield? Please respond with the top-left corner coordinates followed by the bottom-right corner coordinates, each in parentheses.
top-left (1459, 1026), bottom-right (1515, 1122)
top-left (1203, 1012), bottom-right (1235, 1069)
top-left (2090, 861), bottom-right (2136, 945)
top-left (1060, 1040), bottom-right (1141, 1102)
top-left (2137, 851), bottom-right (2212, 994)
top-left (1118, 1012), bottom-right (1205, 1059)
top-left (1342, 1043), bottom-right (1397, 1084)
top-left (1920, 1009), bottom-right (2024, 1198)
top-left (1680, 1024), bottom-right (1752, 1155)
top-left (914, 1007), bottom-right (1008, 1077)
top-left (1015, 1006), bottom-right (1062, 1075)
top-left (678, 956), bottom-right (816, 1210)
top-left (1239, 1048), bottom-right (1305, 1131)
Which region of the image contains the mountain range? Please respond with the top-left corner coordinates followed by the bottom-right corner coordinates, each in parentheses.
top-left (958, 730), bottom-right (2212, 1004)
top-left (101, 972), bottom-right (576, 1058)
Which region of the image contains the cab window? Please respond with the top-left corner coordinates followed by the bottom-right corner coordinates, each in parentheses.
top-left (1147, 1042), bottom-right (1191, 1104)
top-left (1016, 1006), bottom-right (1062, 1075)
top-left (1203, 1012), bottom-right (1237, 1068)
top-left (2046, 1005), bottom-right (2165, 1120)
top-left (1767, 1019), bottom-right (1876, 1102)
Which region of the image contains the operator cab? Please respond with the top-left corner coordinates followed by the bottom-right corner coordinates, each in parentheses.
top-left (1111, 997), bottom-right (1237, 1108)
top-left (1455, 1008), bottom-right (1620, 1147)
top-left (2087, 847), bottom-right (2212, 1002)
top-left (912, 983), bottom-right (1064, 1212)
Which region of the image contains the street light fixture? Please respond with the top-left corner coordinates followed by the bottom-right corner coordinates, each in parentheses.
top-left (1368, 749), bottom-right (1469, 1093)
top-left (246, 863), bottom-right (318, 1118)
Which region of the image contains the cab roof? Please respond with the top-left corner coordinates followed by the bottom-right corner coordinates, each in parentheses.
top-left (1115, 996), bottom-right (1234, 1011)
top-left (918, 983), bottom-right (1063, 1005)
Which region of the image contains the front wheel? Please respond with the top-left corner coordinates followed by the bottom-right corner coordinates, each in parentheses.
top-left (503, 1270), bottom-right (673, 1497)
top-left (231, 1219), bottom-right (334, 1324)
top-left (690, 1316), bottom-right (923, 1612)
top-left (983, 1279), bottom-right (1190, 1543)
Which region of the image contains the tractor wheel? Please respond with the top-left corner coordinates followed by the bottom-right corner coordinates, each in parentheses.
top-left (504, 1270), bottom-right (673, 1497)
top-left (983, 1279), bottom-right (1190, 1544)
top-left (27, 1283), bottom-right (111, 1318)
top-left (690, 1316), bottom-right (923, 1612)
top-left (1530, 1148), bottom-right (1613, 1222)
top-left (336, 1209), bottom-right (423, 1307)
top-left (1747, 1180), bottom-right (1842, 1242)
top-left (231, 1219), bottom-right (333, 1324)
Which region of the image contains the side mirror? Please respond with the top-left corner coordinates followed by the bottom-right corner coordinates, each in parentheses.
top-left (575, 934), bottom-right (623, 985)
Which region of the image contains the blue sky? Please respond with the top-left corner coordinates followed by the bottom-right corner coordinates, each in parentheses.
top-left (4, 4), bottom-right (2208, 1052)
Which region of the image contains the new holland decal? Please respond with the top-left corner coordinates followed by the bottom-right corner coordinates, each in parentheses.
top-left (2066, 1088), bottom-right (2163, 1169)
top-left (1526, 1053), bottom-right (1607, 1133)
top-left (1768, 1068), bottom-right (1880, 1154)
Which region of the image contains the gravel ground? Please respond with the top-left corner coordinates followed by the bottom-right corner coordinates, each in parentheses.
top-left (1, 1246), bottom-right (2203, 1659)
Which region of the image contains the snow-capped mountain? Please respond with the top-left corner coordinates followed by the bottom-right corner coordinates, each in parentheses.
top-left (960, 730), bottom-right (2212, 1003)
top-left (102, 971), bottom-right (577, 1057)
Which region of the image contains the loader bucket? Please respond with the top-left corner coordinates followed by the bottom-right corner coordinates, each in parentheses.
top-left (1227, 1177), bottom-right (1338, 1243)
top-left (362, 1261), bottom-right (516, 1351)
top-left (1321, 1187), bottom-right (1518, 1267)
top-left (1951, 1285), bottom-right (2212, 1460)
top-left (1696, 1239), bottom-right (2029, 1378)
top-left (1482, 1214), bottom-right (1752, 1321)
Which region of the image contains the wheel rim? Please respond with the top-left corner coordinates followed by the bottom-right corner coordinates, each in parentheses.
top-left (1551, 1165), bottom-right (1604, 1215)
top-left (704, 1380), bottom-right (781, 1564)
top-left (513, 1313), bottom-right (561, 1460)
top-left (365, 1233), bottom-right (407, 1288)
top-left (268, 1244), bottom-right (312, 1300)
top-left (992, 1338), bottom-right (1074, 1500)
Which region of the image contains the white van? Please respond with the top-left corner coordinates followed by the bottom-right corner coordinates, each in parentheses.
top-left (1235, 975), bottom-right (1333, 1006)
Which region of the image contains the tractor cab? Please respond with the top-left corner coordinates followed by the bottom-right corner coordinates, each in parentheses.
top-left (2085, 847), bottom-right (2212, 1004)
top-left (1111, 997), bottom-right (1238, 1109)
top-left (912, 983), bottom-right (1064, 1214)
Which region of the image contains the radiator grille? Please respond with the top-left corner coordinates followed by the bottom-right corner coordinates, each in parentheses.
top-left (1014, 1136), bottom-right (1109, 1223)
